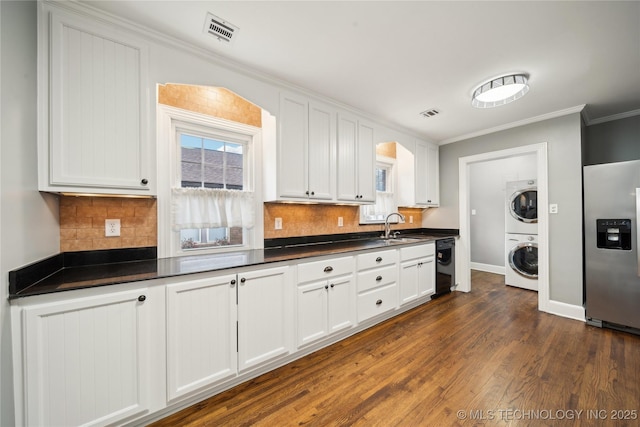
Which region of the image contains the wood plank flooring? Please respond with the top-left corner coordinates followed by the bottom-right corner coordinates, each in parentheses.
top-left (150, 271), bottom-right (640, 426)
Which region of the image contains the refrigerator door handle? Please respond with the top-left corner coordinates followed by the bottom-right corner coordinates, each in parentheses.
top-left (637, 188), bottom-right (640, 276)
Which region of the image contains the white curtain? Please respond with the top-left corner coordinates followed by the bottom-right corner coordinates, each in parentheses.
top-left (361, 192), bottom-right (396, 221)
top-left (171, 187), bottom-right (255, 231)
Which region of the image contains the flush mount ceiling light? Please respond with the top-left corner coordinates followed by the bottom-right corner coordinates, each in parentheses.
top-left (472, 73), bottom-right (529, 108)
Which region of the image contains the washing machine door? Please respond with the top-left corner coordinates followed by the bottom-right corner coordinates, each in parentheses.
top-left (509, 243), bottom-right (538, 278)
top-left (509, 188), bottom-right (538, 223)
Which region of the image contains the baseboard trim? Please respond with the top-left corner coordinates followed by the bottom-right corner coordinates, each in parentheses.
top-left (545, 299), bottom-right (585, 322)
top-left (470, 262), bottom-right (505, 275)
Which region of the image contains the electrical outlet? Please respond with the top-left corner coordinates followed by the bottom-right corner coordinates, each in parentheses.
top-left (338, 217), bottom-right (344, 227)
top-left (550, 204), bottom-right (558, 214)
top-left (409, 215), bottom-right (413, 224)
top-left (275, 217), bottom-right (283, 230)
top-left (105, 219), bottom-right (121, 237)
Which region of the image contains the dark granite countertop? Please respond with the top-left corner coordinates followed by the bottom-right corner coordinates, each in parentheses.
top-left (8, 229), bottom-right (458, 299)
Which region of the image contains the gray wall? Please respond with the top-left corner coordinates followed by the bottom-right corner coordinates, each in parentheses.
top-left (584, 115), bottom-right (640, 165)
top-left (469, 154), bottom-right (537, 267)
top-left (424, 113), bottom-right (583, 305)
top-left (1, 2), bottom-right (61, 425)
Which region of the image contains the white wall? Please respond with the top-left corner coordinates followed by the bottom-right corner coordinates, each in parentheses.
top-left (469, 154), bottom-right (537, 268)
top-left (424, 113), bottom-right (583, 305)
top-left (1, 2), bottom-right (61, 425)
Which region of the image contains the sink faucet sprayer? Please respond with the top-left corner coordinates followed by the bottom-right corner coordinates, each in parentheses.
top-left (384, 212), bottom-right (405, 239)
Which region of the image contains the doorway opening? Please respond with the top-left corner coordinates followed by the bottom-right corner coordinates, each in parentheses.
top-left (457, 143), bottom-right (549, 312)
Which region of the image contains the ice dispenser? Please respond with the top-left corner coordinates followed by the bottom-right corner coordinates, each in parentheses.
top-left (596, 219), bottom-right (632, 250)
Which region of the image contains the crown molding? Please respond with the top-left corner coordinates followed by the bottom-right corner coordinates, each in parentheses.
top-left (584, 109), bottom-right (640, 126)
top-left (439, 105), bottom-right (586, 145)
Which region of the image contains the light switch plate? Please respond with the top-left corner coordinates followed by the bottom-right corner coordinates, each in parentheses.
top-left (275, 217), bottom-right (283, 230)
top-left (338, 217), bottom-right (344, 227)
top-left (550, 204), bottom-right (558, 214)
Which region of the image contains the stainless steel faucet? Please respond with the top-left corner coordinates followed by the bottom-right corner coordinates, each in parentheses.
top-left (384, 212), bottom-right (405, 239)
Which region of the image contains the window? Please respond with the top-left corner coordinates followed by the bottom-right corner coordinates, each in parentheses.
top-left (360, 156), bottom-right (397, 223)
top-left (177, 133), bottom-right (246, 250)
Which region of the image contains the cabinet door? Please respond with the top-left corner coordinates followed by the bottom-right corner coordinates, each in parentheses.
top-left (308, 102), bottom-right (335, 200)
top-left (278, 93), bottom-right (309, 198)
top-left (399, 260), bottom-right (420, 305)
top-left (22, 289), bottom-right (150, 427)
top-left (327, 274), bottom-right (356, 334)
top-left (357, 120), bottom-right (376, 203)
top-left (47, 10), bottom-right (151, 193)
top-left (297, 281), bottom-right (329, 348)
top-left (336, 113), bottom-right (358, 201)
top-left (238, 266), bottom-right (293, 371)
top-left (415, 141), bottom-right (439, 206)
top-left (414, 141), bottom-right (429, 205)
top-left (166, 274), bottom-right (237, 402)
top-left (419, 256), bottom-right (436, 297)
top-left (425, 143), bottom-right (440, 206)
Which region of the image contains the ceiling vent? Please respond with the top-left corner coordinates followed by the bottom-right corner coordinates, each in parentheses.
top-left (419, 109), bottom-right (440, 118)
top-left (203, 13), bottom-right (239, 44)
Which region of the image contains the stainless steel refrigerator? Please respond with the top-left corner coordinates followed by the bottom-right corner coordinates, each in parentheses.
top-left (584, 159), bottom-right (640, 332)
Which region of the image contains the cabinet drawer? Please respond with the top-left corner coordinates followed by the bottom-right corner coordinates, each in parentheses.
top-left (357, 265), bottom-right (397, 293)
top-left (357, 283), bottom-right (398, 322)
top-left (400, 243), bottom-right (435, 261)
top-left (357, 249), bottom-right (398, 270)
top-left (298, 256), bottom-right (354, 282)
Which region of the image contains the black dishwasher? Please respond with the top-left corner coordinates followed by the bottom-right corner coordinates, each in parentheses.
top-left (432, 238), bottom-right (455, 298)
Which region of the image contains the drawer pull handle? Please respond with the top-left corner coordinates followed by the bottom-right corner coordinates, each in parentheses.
top-left (376, 257), bottom-right (382, 263)
top-left (376, 275), bottom-right (382, 281)
top-left (376, 299), bottom-right (383, 305)
top-left (324, 266), bottom-right (333, 273)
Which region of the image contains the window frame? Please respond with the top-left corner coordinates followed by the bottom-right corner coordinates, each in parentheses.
top-left (157, 104), bottom-right (265, 258)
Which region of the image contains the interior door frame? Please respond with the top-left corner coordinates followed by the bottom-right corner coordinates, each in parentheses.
top-left (457, 143), bottom-right (549, 312)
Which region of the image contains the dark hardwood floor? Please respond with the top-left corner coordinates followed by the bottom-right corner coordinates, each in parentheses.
top-left (150, 271), bottom-right (640, 426)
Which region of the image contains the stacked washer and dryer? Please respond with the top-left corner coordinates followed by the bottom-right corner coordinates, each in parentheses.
top-left (505, 180), bottom-right (538, 291)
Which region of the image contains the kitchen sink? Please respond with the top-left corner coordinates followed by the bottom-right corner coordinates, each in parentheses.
top-left (379, 237), bottom-right (425, 245)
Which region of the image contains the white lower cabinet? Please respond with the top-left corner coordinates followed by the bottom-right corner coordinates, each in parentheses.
top-left (356, 249), bottom-right (399, 322)
top-left (166, 274), bottom-right (238, 402)
top-left (296, 256), bottom-right (356, 348)
top-left (12, 244), bottom-right (444, 426)
top-left (400, 243), bottom-right (436, 304)
top-left (237, 265), bottom-right (294, 371)
top-left (19, 288), bottom-right (153, 427)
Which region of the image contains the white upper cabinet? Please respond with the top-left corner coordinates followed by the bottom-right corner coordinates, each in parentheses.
top-left (397, 139), bottom-right (439, 207)
top-left (336, 113), bottom-right (376, 203)
top-left (415, 140), bottom-right (439, 206)
top-left (274, 92), bottom-right (335, 201)
top-left (38, 5), bottom-right (153, 195)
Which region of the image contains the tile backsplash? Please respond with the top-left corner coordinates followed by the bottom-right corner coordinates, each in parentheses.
top-left (60, 196), bottom-right (157, 252)
top-left (264, 203), bottom-right (424, 239)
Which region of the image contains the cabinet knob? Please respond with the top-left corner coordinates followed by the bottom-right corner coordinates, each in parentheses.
top-left (376, 275), bottom-right (382, 282)
top-left (376, 257), bottom-right (382, 263)
top-left (305, 190), bottom-right (310, 195)
top-left (240, 278), bottom-right (246, 284)
top-left (231, 279), bottom-right (236, 285)
top-left (311, 191), bottom-right (315, 196)
top-left (324, 266), bottom-right (333, 273)
top-left (325, 284), bottom-right (329, 290)
top-left (330, 283), bottom-right (335, 288)
top-left (138, 295), bottom-right (146, 302)
top-left (376, 299), bottom-right (383, 305)
top-left (141, 178), bottom-right (148, 185)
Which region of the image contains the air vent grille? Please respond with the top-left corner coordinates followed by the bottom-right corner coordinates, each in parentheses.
top-left (419, 109), bottom-right (440, 118)
top-left (203, 13), bottom-right (239, 43)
